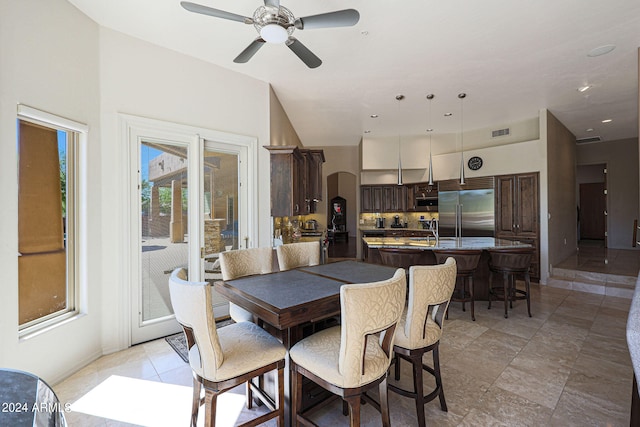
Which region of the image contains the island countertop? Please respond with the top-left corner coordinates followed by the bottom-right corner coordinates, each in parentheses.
top-left (362, 236), bottom-right (532, 250)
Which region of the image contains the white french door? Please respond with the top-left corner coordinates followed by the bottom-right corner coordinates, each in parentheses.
top-left (124, 116), bottom-right (254, 345)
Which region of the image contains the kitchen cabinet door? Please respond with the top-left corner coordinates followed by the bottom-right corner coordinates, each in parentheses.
top-left (300, 149), bottom-right (325, 213)
top-left (265, 146), bottom-right (304, 217)
top-left (382, 185), bottom-right (407, 212)
top-left (361, 186), bottom-right (374, 213)
top-left (495, 172), bottom-right (539, 278)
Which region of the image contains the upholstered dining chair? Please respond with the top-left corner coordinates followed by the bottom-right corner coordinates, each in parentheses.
top-left (275, 240), bottom-right (320, 271)
top-left (289, 268), bottom-right (407, 427)
top-left (219, 247), bottom-right (273, 323)
top-left (388, 258), bottom-right (457, 427)
top-left (168, 268), bottom-right (286, 427)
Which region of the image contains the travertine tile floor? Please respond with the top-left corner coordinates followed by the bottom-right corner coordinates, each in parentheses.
top-left (55, 280), bottom-right (634, 426)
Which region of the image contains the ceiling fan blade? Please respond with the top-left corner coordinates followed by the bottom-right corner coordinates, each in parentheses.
top-left (286, 38), bottom-right (322, 68)
top-left (234, 39), bottom-right (266, 63)
top-left (264, 0), bottom-right (280, 8)
top-left (180, 1), bottom-right (253, 24)
top-left (294, 9), bottom-right (360, 30)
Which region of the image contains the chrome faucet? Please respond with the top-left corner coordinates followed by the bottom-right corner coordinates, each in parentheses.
top-left (429, 219), bottom-right (439, 246)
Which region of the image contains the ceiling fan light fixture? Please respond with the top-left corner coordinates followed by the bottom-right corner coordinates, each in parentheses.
top-left (260, 24), bottom-right (288, 43)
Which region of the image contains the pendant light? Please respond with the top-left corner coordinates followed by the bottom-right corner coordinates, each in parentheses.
top-left (426, 94), bottom-right (435, 186)
top-left (396, 94), bottom-right (404, 186)
top-left (458, 93), bottom-right (466, 185)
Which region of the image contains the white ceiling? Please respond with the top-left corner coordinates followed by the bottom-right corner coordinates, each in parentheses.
top-left (68, 0), bottom-right (640, 147)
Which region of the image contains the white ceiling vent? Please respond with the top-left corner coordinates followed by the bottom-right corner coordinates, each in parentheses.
top-left (491, 128), bottom-right (510, 138)
top-left (576, 136), bottom-right (602, 144)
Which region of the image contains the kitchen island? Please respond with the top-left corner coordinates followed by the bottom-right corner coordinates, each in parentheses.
top-left (363, 236), bottom-right (533, 301)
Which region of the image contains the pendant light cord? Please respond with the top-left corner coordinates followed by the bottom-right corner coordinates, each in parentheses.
top-left (396, 94), bottom-right (404, 186)
top-left (458, 93), bottom-right (466, 185)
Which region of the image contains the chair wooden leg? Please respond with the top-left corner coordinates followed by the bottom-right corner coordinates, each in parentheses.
top-left (469, 276), bottom-right (475, 321)
top-left (191, 375), bottom-right (201, 427)
top-left (345, 395), bottom-right (361, 427)
top-left (502, 271), bottom-right (509, 318)
top-left (204, 388), bottom-right (217, 427)
top-left (433, 344), bottom-right (447, 412)
top-left (525, 272), bottom-right (532, 317)
top-left (379, 377), bottom-right (391, 427)
top-left (394, 353), bottom-right (401, 380)
top-left (276, 365), bottom-right (284, 427)
top-left (412, 354), bottom-right (426, 427)
top-left (292, 367), bottom-right (302, 426)
top-left (488, 271), bottom-right (493, 310)
top-left (245, 380), bottom-right (253, 409)
top-left (509, 275), bottom-right (514, 309)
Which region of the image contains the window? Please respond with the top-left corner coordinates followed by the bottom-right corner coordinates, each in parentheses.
top-left (17, 105), bottom-right (86, 333)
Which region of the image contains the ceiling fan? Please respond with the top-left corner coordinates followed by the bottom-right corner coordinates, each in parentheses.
top-left (180, 1), bottom-right (360, 68)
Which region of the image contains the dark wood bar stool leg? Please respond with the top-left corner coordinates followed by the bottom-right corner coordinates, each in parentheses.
top-left (468, 275), bottom-right (475, 321)
top-left (433, 249), bottom-right (481, 322)
top-left (487, 247), bottom-right (534, 319)
top-left (503, 271), bottom-right (509, 318)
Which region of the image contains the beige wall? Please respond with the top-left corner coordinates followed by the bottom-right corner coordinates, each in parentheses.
top-left (269, 87), bottom-right (302, 147)
top-left (577, 138), bottom-right (639, 249)
top-left (0, 0), bottom-right (102, 383)
top-left (546, 110), bottom-right (578, 266)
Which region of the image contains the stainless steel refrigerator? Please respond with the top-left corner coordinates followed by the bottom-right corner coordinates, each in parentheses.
top-left (438, 183), bottom-right (495, 238)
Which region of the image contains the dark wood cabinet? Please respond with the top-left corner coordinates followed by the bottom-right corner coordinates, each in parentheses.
top-left (361, 185), bottom-right (406, 213)
top-left (405, 184), bottom-right (416, 211)
top-left (495, 172), bottom-right (540, 278)
top-left (299, 149), bottom-right (325, 213)
top-left (265, 146), bottom-right (323, 217)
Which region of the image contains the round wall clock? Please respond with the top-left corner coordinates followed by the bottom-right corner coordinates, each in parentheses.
top-left (468, 156), bottom-right (483, 170)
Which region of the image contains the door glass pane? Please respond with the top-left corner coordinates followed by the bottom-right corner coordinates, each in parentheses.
top-left (140, 141), bottom-right (188, 322)
top-left (203, 148), bottom-right (238, 296)
top-left (203, 149), bottom-right (238, 254)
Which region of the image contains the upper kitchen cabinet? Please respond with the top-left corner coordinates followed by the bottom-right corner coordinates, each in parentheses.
top-left (265, 146), bottom-right (324, 217)
top-left (300, 149), bottom-right (325, 205)
top-left (361, 138), bottom-right (428, 170)
top-left (361, 184), bottom-right (405, 213)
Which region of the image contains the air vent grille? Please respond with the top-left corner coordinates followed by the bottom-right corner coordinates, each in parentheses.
top-left (576, 136), bottom-right (602, 144)
top-left (491, 128), bottom-right (510, 138)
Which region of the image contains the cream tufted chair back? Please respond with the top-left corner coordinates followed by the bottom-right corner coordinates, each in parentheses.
top-left (169, 268), bottom-right (223, 377)
top-left (219, 247), bottom-right (273, 281)
top-left (403, 257), bottom-right (457, 349)
top-left (219, 247), bottom-right (273, 323)
top-left (276, 241), bottom-right (320, 271)
top-left (339, 268), bottom-right (407, 387)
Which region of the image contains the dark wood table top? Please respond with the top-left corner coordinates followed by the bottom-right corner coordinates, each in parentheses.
top-left (215, 260), bottom-right (398, 333)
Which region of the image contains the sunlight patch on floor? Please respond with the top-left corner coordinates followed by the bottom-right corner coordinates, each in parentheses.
top-left (70, 375), bottom-right (247, 426)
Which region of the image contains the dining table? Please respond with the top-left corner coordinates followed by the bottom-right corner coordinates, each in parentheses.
top-left (214, 259), bottom-right (399, 427)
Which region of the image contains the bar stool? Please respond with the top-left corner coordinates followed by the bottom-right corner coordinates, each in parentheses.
top-left (487, 247), bottom-right (534, 318)
top-left (378, 248), bottom-right (424, 270)
top-left (433, 249), bottom-right (482, 321)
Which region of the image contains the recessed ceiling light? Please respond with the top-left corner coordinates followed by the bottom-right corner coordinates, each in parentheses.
top-left (444, 112), bottom-right (452, 117)
top-left (586, 128), bottom-right (594, 132)
top-left (577, 85), bottom-right (591, 92)
top-left (602, 119), bottom-right (613, 123)
top-left (588, 44), bottom-right (616, 57)
top-left (370, 114), bottom-right (378, 118)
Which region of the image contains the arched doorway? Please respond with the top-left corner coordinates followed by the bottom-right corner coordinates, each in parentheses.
top-left (326, 171), bottom-right (357, 258)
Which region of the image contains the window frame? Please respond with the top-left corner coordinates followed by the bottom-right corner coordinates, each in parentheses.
top-left (17, 105), bottom-right (87, 337)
